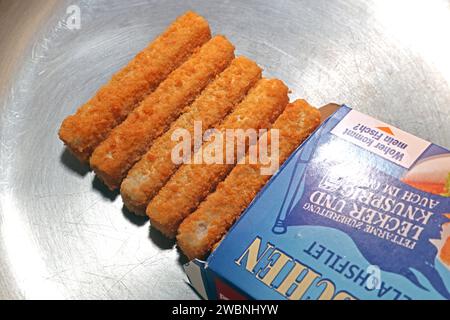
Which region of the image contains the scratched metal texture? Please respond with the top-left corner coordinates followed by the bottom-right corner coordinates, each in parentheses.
top-left (0, 0), bottom-right (449, 299)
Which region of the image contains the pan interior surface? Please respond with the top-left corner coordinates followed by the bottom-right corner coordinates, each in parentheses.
top-left (0, 0), bottom-right (450, 299)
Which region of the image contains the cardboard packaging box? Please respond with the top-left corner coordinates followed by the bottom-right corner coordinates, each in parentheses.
top-left (185, 105), bottom-right (450, 300)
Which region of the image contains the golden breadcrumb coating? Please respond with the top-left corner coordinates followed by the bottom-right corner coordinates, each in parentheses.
top-left (59, 11), bottom-right (211, 162)
top-left (121, 57), bottom-right (262, 215)
top-left (90, 36), bottom-right (235, 190)
top-left (147, 78), bottom-right (289, 238)
top-left (177, 100), bottom-right (321, 260)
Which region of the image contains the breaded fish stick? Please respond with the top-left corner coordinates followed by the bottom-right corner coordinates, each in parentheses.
top-left (90, 36), bottom-right (235, 189)
top-left (121, 57), bottom-right (262, 215)
top-left (177, 100), bottom-right (321, 260)
top-left (147, 79), bottom-right (289, 238)
top-left (59, 11), bottom-right (211, 162)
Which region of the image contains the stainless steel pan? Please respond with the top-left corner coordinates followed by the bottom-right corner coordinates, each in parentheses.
top-left (1, 0), bottom-right (449, 299)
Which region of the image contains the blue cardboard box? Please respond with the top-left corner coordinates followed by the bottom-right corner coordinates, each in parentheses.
top-left (185, 105), bottom-right (450, 300)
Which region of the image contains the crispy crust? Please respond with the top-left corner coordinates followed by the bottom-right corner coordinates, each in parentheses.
top-left (177, 100), bottom-right (321, 260)
top-left (59, 11), bottom-right (211, 162)
top-left (146, 78), bottom-right (289, 238)
top-left (121, 57), bottom-right (262, 215)
top-left (90, 36), bottom-right (235, 190)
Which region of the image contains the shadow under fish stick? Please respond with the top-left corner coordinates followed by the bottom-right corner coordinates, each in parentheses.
top-left (59, 11), bottom-right (211, 162)
top-left (177, 100), bottom-right (321, 260)
top-left (121, 57), bottom-right (262, 215)
top-left (146, 78), bottom-right (289, 238)
top-left (90, 36), bottom-right (235, 190)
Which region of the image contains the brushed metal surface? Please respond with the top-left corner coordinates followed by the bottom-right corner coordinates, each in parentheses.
top-left (0, 0), bottom-right (449, 300)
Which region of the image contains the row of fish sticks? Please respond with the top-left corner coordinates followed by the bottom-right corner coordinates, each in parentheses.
top-left (59, 11), bottom-right (321, 260)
